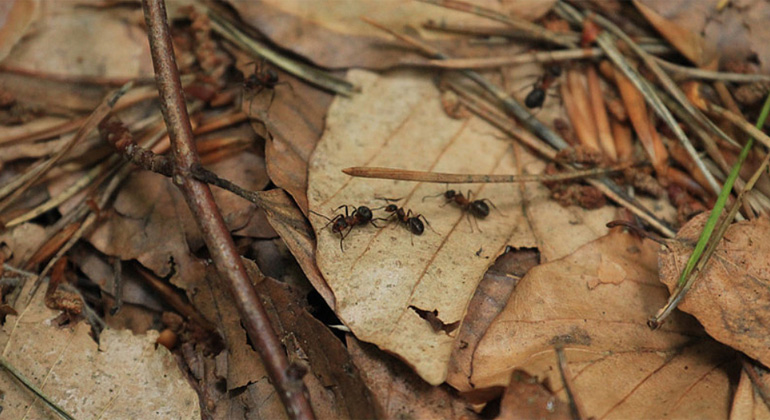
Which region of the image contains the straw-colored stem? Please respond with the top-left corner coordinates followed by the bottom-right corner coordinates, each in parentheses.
top-left (587, 66), bottom-right (617, 160)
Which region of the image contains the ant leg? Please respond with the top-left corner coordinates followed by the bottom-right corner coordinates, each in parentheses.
top-left (466, 211), bottom-right (475, 233)
top-left (375, 196), bottom-right (403, 202)
top-left (480, 198), bottom-right (506, 215)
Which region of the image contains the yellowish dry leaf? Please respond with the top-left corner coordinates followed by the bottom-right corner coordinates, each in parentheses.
top-left (0, 286), bottom-right (199, 419)
top-left (471, 232), bottom-right (736, 418)
top-left (659, 214), bottom-right (770, 370)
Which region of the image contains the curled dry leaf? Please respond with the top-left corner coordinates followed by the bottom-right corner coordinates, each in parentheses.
top-left (231, 0), bottom-right (554, 69)
top-left (308, 69), bottom-right (539, 385)
top-left (0, 285), bottom-right (199, 418)
top-left (471, 232), bottom-right (737, 418)
top-left (659, 214), bottom-right (770, 369)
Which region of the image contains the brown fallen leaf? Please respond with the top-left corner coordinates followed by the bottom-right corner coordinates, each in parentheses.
top-left (659, 213), bottom-right (770, 370)
top-left (231, 0), bottom-right (555, 69)
top-left (243, 67), bottom-right (333, 215)
top-left (347, 335), bottom-right (479, 420)
top-left (497, 370), bottom-right (571, 420)
top-left (0, 1), bottom-right (38, 63)
top-left (0, 283), bottom-right (200, 419)
top-left (0, 3), bottom-right (153, 112)
top-left (87, 150), bottom-right (269, 291)
top-left (447, 247), bottom-right (540, 395)
top-left (730, 361), bottom-right (770, 419)
top-left (471, 232), bottom-right (737, 418)
top-left (256, 275), bottom-right (377, 420)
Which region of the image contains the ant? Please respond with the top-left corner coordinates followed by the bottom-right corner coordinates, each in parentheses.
top-left (423, 189), bottom-right (499, 231)
top-left (373, 198), bottom-right (435, 244)
top-left (242, 60), bottom-right (291, 115)
top-left (310, 205), bottom-right (376, 251)
top-left (524, 65), bottom-right (562, 109)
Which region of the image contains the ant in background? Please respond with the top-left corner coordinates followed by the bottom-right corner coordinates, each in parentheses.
top-left (373, 198), bottom-right (435, 244)
top-left (310, 205), bottom-right (376, 251)
top-left (242, 59), bottom-right (291, 115)
top-left (524, 65), bottom-right (562, 109)
top-left (423, 189), bottom-right (500, 231)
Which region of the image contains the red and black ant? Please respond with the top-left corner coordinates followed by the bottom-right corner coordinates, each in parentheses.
top-left (373, 198), bottom-right (436, 244)
top-left (242, 60), bottom-right (291, 115)
top-left (524, 65), bottom-right (562, 109)
top-left (310, 205), bottom-right (376, 251)
top-left (423, 189), bottom-right (499, 231)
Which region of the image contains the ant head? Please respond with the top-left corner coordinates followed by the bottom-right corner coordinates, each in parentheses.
top-left (385, 204), bottom-right (398, 212)
top-left (548, 66), bottom-right (563, 77)
top-left (356, 206), bottom-right (373, 221)
top-left (408, 218), bottom-right (425, 235)
top-left (444, 190), bottom-right (456, 199)
top-left (470, 201), bottom-right (490, 218)
top-left (524, 89), bottom-right (546, 109)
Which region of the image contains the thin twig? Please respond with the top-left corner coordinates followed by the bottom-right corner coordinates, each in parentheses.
top-left (555, 346), bottom-right (587, 420)
top-left (141, 1), bottom-right (315, 419)
top-left (342, 164), bottom-right (630, 183)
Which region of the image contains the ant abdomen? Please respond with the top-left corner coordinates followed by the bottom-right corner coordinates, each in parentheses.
top-left (470, 201), bottom-right (490, 218)
top-left (524, 89), bottom-right (546, 109)
top-left (408, 218), bottom-right (425, 235)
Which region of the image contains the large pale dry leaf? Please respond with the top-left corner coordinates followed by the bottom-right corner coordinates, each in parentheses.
top-left (659, 214), bottom-right (770, 369)
top-left (232, 0), bottom-right (554, 69)
top-left (308, 69), bottom-right (540, 385)
top-left (0, 286), bottom-right (199, 419)
top-left (471, 232), bottom-right (737, 418)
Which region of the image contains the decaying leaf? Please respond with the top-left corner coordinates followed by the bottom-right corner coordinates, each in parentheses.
top-left (659, 214), bottom-right (770, 370)
top-left (87, 151), bottom-right (268, 291)
top-left (347, 335), bottom-right (478, 420)
top-left (0, 284), bottom-right (199, 419)
top-left (308, 69), bottom-right (540, 385)
top-left (232, 0), bottom-right (555, 69)
top-left (471, 231), bottom-right (737, 418)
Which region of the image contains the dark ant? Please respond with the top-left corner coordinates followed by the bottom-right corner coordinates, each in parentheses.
top-left (310, 205), bottom-right (376, 251)
top-left (373, 198), bottom-right (436, 243)
top-left (524, 65), bottom-right (562, 109)
top-left (242, 60), bottom-right (291, 115)
top-left (423, 189), bottom-right (499, 231)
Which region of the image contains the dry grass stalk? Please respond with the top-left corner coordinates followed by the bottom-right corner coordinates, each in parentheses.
top-left (611, 120), bottom-right (634, 161)
top-left (586, 66), bottom-right (617, 160)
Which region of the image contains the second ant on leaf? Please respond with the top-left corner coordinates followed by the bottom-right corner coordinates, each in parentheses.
top-left (373, 198), bottom-right (436, 244)
top-left (310, 204), bottom-right (376, 251)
